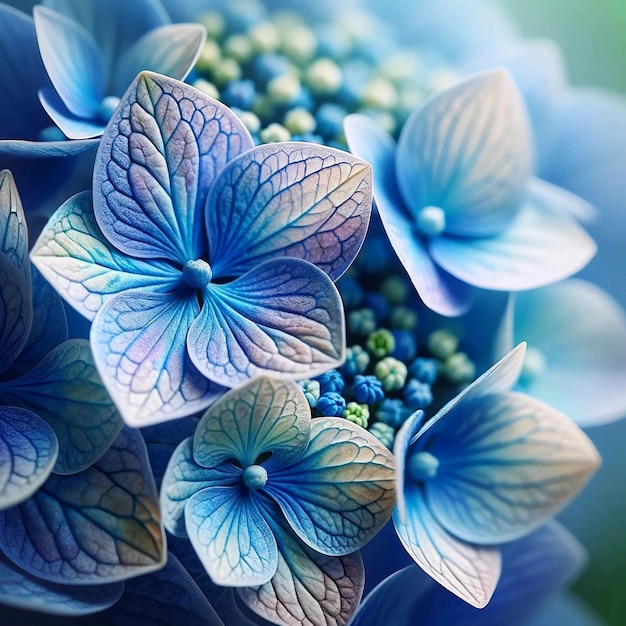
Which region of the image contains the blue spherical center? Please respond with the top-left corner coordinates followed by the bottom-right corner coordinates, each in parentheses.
top-left (242, 464), bottom-right (268, 491)
top-left (416, 205), bottom-right (446, 237)
top-left (183, 259), bottom-right (213, 289)
top-left (98, 96), bottom-right (121, 122)
top-left (408, 450), bottom-right (439, 483)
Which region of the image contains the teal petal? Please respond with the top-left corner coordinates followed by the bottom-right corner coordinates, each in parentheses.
top-left (0, 550), bottom-right (123, 616)
top-left (396, 69), bottom-right (533, 237)
top-left (91, 290), bottom-right (222, 426)
top-left (93, 71), bottom-right (253, 263)
top-left (193, 377), bottom-right (311, 469)
top-left (185, 486), bottom-right (278, 586)
top-left (0, 407), bottom-right (58, 510)
top-left (0, 339), bottom-right (123, 474)
top-left (188, 258), bottom-right (345, 387)
top-left (31, 191), bottom-right (179, 321)
top-left (267, 417), bottom-right (396, 556)
top-left (0, 427), bottom-right (166, 584)
top-left (239, 499), bottom-right (364, 626)
top-left (207, 142), bottom-right (372, 281)
top-left (0, 169), bottom-right (29, 283)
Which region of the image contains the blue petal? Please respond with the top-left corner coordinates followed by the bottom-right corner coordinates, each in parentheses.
top-left (0, 339), bottom-right (123, 474)
top-left (0, 407), bottom-right (58, 509)
top-left (93, 71), bottom-right (253, 263)
top-left (38, 87), bottom-right (106, 139)
top-left (239, 498), bottom-right (364, 625)
top-left (430, 197), bottom-right (596, 291)
top-left (91, 290), bottom-right (223, 426)
top-left (0, 138), bottom-right (99, 158)
top-left (102, 552), bottom-right (224, 626)
top-left (188, 258), bottom-right (345, 387)
top-left (113, 24), bottom-right (206, 95)
top-left (0, 550), bottom-right (123, 616)
top-left (33, 6), bottom-right (106, 118)
top-left (0, 427), bottom-right (166, 584)
top-left (267, 417), bottom-right (396, 556)
top-left (396, 69), bottom-right (533, 237)
top-left (0, 169), bottom-right (29, 281)
top-left (514, 279), bottom-right (626, 427)
top-left (526, 177), bottom-right (596, 222)
top-left (344, 114), bottom-right (473, 316)
top-left (160, 437), bottom-right (240, 537)
top-left (424, 392), bottom-right (600, 544)
top-left (185, 486), bottom-right (278, 586)
top-left (207, 142), bottom-right (372, 281)
top-left (193, 377), bottom-right (311, 469)
top-left (31, 191), bottom-right (180, 321)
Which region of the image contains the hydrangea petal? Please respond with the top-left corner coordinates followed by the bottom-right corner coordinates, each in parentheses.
top-left (526, 177), bottom-right (596, 222)
top-left (160, 437), bottom-right (241, 538)
top-left (396, 69), bottom-right (532, 237)
top-left (0, 427), bottom-right (166, 584)
top-left (31, 191), bottom-right (179, 321)
top-left (185, 487), bottom-right (278, 586)
top-left (33, 6), bottom-right (105, 118)
top-left (239, 499), bottom-right (364, 626)
top-left (0, 169), bottom-right (29, 280)
top-left (188, 258), bottom-right (345, 387)
top-left (91, 290), bottom-right (222, 427)
top-left (0, 407), bottom-right (58, 510)
top-left (392, 487), bottom-right (501, 608)
top-left (93, 71), bottom-right (254, 263)
top-left (38, 86), bottom-right (106, 139)
top-left (114, 24), bottom-right (206, 96)
top-left (0, 551), bottom-right (123, 616)
top-left (267, 417), bottom-right (396, 556)
top-left (207, 143), bottom-right (372, 281)
top-left (343, 114), bottom-right (472, 316)
top-left (430, 200), bottom-right (596, 291)
top-left (193, 377), bottom-right (311, 469)
top-left (425, 392), bottom-right (600, 545)
top-left (0, 137), bottom-right (99, 158)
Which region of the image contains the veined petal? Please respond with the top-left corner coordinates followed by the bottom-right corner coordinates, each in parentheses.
top-left (430, 198), bottom-right (596, 291)
top-left (392, 488), bottom-right (501, 608)
top-left (188, 258), bottom-right (345, 387)
top-left (193, 377), bottom-right (311, 469)
top-left (0, 551), bottom-right (123, 616)
top-left (0, 407), bottom-right (58, 510)
top-left (267, 417), bottom-right (396, 556)
top-left (0, 169), bottom-right (29, 281)
top-left (39, 87), bottom-right (106, 139)
top-left (185, 486), bottom-right (278, 586)
top-left (344, 114), bottom-right (472, 316)
top-left (239, 499), bottom-right (364, 626)
top-left (207, 142), bottom-right (372, 281)
top-left (33, 6), bottom-right (106, 118)
top-left (91, 290), bottom-right (222, 427)
top-left (114, 24), bottom-right (206, 96)
top-left (425, 392), bottom-right (600, 544)
top-left (0, 137), bottom-right (99, 158)
top-left (0, 427), bottom-right (166, 584)
top-left (94, 71), bottom-right (254, 263)
top-left (31, 191), bottom-right (179, 321)
top-left (396, 69), bottom-right (533, 237)
top-left (0, 339), bottom-right (123, 474)
top-left (160, 437), bottom-right (241, 537)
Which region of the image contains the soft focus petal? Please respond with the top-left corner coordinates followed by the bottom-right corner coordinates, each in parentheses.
top-left (207, 142), bottom-right (372, 281)
top-left (527, 595), bottom-right (606, 626)
top-left (94, 71), bottom-right (253, 263)
top-left (0, 427), bottom-right (165, 584)
top-left (185, 486), bottom-right (278, 586)
top-left (188, 258), bottom-right (345, 387)
top-left (31, 191), bottom-right (179, 321)
top-left (38, 87), bottom-right (106, 139)
top-left (526, 177), bottom-right (596, 222)
top-left (91, 290), bottom-right (222, 427)
top-left (0, 169), bottom-right (29, 280)
top-left (344, 114), bottom-right (472, 316)
top-left (267, 417), bottom-right (396, 556)
top-left (0, 407), bottom-right (58, 509)
top-left (396, 69), bottom-right (532, 237)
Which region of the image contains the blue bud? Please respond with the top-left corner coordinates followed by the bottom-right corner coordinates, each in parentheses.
top-left (353, 375), bottom-right (385, 404)
top-left (403, 379), bottom-right (433, 410)
top-left (315, 102), bottom-right (348, 139)
top-left (391, 329), bottom-right (417, 362)
top-left (316, 392), bottom-right (347, 417)
top-left (376, 398), bottom-right (411, 429)
top-left (221, 79), bottom-right (257, 110)
top-left (341, 345), bottom-right (370, 377)
top-left (409, 357), bottom-right (439, 385)
top-left (316, 369), bottom-right (345, 395)
top-left (253, 52), bottom-right (292, 85)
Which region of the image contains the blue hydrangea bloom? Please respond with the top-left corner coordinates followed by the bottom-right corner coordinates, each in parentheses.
top-left (160, 377), bottom-right (395, 624)
top-left (344, 68), bottom-right (596, 316)
top-left (32, 72), bottom-right (372, 427)
top-left (393, 343), bottom-right (599, 607)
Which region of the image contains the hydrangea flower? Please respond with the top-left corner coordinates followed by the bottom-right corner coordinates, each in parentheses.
top-left (160, 376), bottom-right (395, 624)
top-left (393, 343), bottom-right (599, 606)
top-left (344, 68), bottom-right (596, 316)
top-left (32, 72), bottom-right (372, 426)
